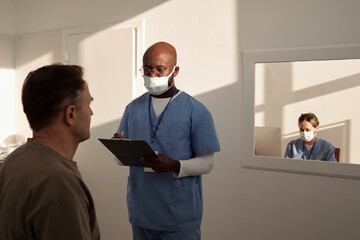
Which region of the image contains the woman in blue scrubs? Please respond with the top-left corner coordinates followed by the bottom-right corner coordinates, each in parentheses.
top-left (284, 113), bottom-right (337, 162)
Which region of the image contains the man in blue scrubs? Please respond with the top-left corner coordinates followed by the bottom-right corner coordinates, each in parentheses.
top-left (113, 42), bottom-right (220, 239)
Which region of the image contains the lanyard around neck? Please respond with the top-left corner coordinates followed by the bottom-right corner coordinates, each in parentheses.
top-left (302, 138), bottom-right (317, 160)
top-left (148, 89), bottom-right (178, 149)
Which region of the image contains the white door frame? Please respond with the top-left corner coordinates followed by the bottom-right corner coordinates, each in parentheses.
top-left (62, 20), bottom-right (145, 99)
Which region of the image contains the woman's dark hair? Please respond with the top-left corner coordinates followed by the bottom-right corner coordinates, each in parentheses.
top-left (22, 64), bottom-right (85, 131)
top-left (298, 112), bottom-right (319, 128)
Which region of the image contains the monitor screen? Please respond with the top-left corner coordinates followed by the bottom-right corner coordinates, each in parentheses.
top-left (254, 126), bottom-right (282, 157)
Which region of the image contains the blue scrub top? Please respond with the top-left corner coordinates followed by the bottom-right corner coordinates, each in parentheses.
top-left (118, 91), bottom-right (220, 231)
top-left (284, 138), bottom-right (336, 162)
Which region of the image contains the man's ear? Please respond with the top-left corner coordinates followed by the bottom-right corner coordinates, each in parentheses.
top-left (173, 66), bottom-right (179, 77)
top-left (64, 105), bottom-right (76, 125)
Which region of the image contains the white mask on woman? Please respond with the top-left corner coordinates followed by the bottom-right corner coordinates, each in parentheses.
top-left (299, 130), bottom-right (316, 142)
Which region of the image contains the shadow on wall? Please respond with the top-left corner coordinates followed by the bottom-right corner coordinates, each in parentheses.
top-left (12, 0), bottom-right (170, 70)
top-left (0, 33), bottom-right (14, 69)
top-left (74, 118), bottom-right (131, 239)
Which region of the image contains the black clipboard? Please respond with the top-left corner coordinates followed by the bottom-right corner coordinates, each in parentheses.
top-left (98, 138), bottom-right (157, 167)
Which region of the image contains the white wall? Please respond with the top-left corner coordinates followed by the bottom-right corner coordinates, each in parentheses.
top-left (13, 30), bottom-right (62, 138)
top-left (0, 0), bottom-right (14, 34)
top-left (3, 0), bottom-right (360, 239)
top-left (13, 0), bottom-right (169, 35)
top-left (0, 0), bottom-right (15, 144)
top-left (0, 33), bottom-right (14, 143)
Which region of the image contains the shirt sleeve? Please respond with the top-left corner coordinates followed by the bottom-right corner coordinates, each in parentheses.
top-left (173, 153), bottom-right (215, 178)
top-left (190, 107), bottom-right (220, 155)
top-left (325, 144), bottom-right (337, 162)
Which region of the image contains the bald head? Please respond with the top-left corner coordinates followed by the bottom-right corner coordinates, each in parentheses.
top-left (143, 42), bottom-right (177, 67)
top-left (141, 42), bottom-right (179, 97)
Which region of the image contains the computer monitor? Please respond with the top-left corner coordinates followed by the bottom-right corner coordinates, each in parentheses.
top-left (254, 126), bottom-right (282, 157)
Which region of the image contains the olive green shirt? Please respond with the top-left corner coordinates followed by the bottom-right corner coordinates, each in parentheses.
top-left (0, 139), bottom-right (100, 240)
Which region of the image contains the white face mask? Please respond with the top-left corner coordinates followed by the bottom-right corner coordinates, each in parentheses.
top-left (299, 130), bottom-right (316, 142)
top-left (143, 67), bottom-right (176, 95)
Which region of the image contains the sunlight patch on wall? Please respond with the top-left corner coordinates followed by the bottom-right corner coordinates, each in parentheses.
top-left (292, 59), bottom-right (360, 91)
top-left (0, 68), bottom-right (15, 143)
top-left (281, 89), bottom-right (355, 133)
top-left (255, 111), bottom-right (265, 126)
top-left (255, 64), bottom-right (266, 106)
top-left (178, 68), bottom-right (238, 98)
